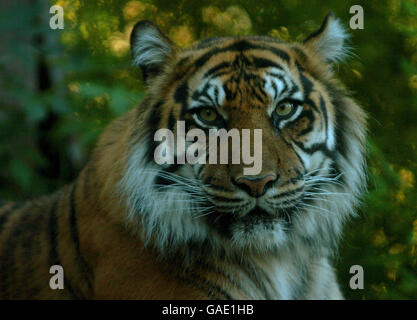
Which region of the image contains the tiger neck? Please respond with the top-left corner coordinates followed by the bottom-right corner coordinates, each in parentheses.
top-left (152, 235), bottom-right (328, 300)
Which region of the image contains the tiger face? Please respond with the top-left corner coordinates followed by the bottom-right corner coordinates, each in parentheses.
top-left (122, 13), bottom-right (367, 257)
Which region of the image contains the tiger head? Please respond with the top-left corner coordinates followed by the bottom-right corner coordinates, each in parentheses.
top-left (121, 13), bottom-right (367, 258)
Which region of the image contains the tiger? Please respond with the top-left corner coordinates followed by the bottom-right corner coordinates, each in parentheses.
top-left (0, 12), bottom-right (367, 299)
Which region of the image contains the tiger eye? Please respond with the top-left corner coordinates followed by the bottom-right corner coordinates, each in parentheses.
top-left (275, 101), bottom-right (295, 117)
top-left (198, 108), bottom-right (218, 123)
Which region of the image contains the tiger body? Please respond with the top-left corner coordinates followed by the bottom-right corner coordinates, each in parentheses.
top-left (0, 13), bottom-right (366, 300)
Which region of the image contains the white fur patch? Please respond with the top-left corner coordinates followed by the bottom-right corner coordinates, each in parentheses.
top-left (119, 137), bottom-right (212, 252)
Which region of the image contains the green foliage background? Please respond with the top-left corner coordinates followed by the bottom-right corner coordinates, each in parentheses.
top-left (0, 0), bottom-right (416, 299)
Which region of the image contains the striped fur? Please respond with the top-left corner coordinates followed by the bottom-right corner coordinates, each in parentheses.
top-left (0, 13), bottom-right (366, 299)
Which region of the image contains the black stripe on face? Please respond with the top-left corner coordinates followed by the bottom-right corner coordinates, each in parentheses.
top-left (327, 93), bottom-right (348, 185)
top-left (175, 82), bottom-right (189, 118)
top-left (69, 183), bottom-right (93, 292)
top-left (319, 95), bottom-right (329, 140)
top-left (270, 80), bottom-right (279, 100)
top-left (296, 64), bottom-right (321, 115)
top-left (146, 102), bottom-right (164, 164)
top-left (287, 82), bottom-right (300, 97)
top-left (292, 47), bottom-right (309, 63)
top-left (297, 64), bottom-right (313, 98)
top-left (213, 86), bottom-right (220, 106)
top-left (293, 140), bottom-right (334, 159)
top-left (251, 57), bottom-right (284, 70)
top-left (168, 108), bottom-right (176, 132)
top-left (204, 62), bottom-right (231, 78)
top-left (293, 148), bottom-right (307, 171)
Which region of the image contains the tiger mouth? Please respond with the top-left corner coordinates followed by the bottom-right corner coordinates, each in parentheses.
top-left (244, 206), bottom-right (296, 223)
top-left (207, 205), bottom-right (296, 230)
top-left (206, 193), bottom-right (303, 219)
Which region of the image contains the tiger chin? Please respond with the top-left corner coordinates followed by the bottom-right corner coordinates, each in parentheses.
top-left (0, 12), bottom-right (366, 300)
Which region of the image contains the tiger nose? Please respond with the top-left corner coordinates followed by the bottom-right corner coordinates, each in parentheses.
top-left (234, 174), bottom-right (277, 197)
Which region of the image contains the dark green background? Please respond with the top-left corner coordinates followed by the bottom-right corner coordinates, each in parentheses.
top-left (0, 0), bottom-right (416, 299)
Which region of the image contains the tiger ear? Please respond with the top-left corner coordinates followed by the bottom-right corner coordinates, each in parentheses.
top-left (303, 12), bottom-right (350, 63)
top-left (130, 20), bottom-right (176, 82)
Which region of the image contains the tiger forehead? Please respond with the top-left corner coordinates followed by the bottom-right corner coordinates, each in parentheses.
top-left (206, 68), bottom-right (273, 110)
top-left (183, 52), bottom-right (302, 112)
top-left (177, 37), bottom-right (296, 72)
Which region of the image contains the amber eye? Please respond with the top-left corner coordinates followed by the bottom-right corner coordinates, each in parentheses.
top-left (274, 101), bottom-right (296, 118)
top-left (197, 107), bottom-right (219, 124)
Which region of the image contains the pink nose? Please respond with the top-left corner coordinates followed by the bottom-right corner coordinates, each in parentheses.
top-left (234, 174), bottom-right (277, 197)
